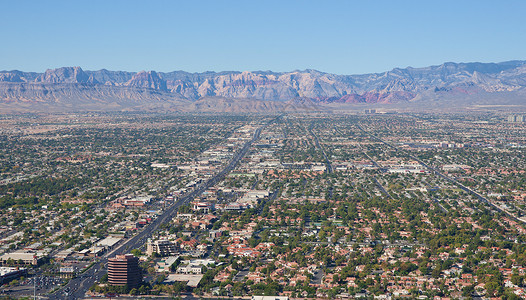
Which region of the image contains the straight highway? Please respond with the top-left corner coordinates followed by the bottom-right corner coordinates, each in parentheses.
top-left (308, 125), bottom-right (333, 174)
top-left (48, 122), bottom-right (270, 299)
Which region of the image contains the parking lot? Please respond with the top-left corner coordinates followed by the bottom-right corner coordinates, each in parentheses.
top-left (1, 275), bottom-right (65, 297)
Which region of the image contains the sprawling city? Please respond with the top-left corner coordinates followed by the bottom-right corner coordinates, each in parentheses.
top-left (0, 112), bottom-right (525, 299)
top-left (2, 1), bottom-right (526, 299)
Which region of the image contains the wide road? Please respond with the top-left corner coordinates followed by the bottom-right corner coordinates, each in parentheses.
top-left (48, 121), bottom-right (271, 299)
top-left (308, 125), bottom-right (333, 174)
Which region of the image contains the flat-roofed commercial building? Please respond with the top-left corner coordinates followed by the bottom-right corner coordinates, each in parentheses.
top-left (146, 239), bottom-right (178, 256)
top-left (0, 251), bottom-right (43, 266)
top-left (0, 267), bottom-right (27, 284)
top-left (107, 254), bottom-right (141, 288)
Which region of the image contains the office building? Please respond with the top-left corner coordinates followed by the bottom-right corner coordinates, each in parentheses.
top-left (107, 254), bottom-right (142, 288)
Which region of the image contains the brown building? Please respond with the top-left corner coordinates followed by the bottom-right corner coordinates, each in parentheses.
top-left (107, 254), bottom-right (142, 288)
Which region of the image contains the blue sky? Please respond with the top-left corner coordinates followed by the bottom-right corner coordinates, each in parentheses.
top-left (1, 0), bottom-right (525, 74)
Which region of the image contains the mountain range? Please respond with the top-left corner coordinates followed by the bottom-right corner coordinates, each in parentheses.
top-left (1, 61), bottom-right (526, 113)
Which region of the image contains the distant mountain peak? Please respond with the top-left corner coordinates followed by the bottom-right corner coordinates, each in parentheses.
top-left (126, 70), bottom-right (167, 91)
top-left (37, 66), bottom-right (97, 84)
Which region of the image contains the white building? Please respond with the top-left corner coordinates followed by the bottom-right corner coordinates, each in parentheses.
top-left (146, 239), bottom-right (178, 256)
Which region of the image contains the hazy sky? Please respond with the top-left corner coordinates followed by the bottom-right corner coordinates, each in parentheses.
top-left (1, 0), bottom-right (525, 74)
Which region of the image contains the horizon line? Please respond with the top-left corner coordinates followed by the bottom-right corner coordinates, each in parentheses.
top-left (1, 59), bottom-right (525, 77)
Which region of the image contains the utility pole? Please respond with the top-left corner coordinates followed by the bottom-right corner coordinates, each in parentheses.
top-left (33, 275), bottom-right (36, 300)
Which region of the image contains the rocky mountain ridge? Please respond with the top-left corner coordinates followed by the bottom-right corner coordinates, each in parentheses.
top-left (1, 61), bottom-right (525, 112)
